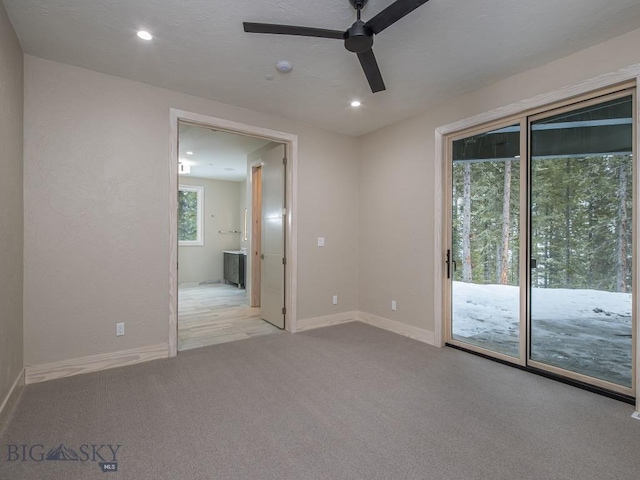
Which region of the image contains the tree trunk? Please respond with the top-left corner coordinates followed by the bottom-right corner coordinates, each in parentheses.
top-left (462, 163), bottom-right (473, 282)
top-left (616, 161), bottom-right (628, 293)
top-left (499, 160), bottom-right (512, 284)
top-left (564, 160), bottom-right (572, 287)
top-left (544, 205), bottom-right (551, 288)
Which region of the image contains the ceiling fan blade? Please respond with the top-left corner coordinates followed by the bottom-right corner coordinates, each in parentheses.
top-left (365, 0), bottom-right (430, 35)
top-left (357, 49), bottom-right (386, 93)
top-left (243, 22), bottom-right (344, 39)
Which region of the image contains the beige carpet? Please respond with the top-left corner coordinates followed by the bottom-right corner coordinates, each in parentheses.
top-left (1, 322), bottom-right (639, 479)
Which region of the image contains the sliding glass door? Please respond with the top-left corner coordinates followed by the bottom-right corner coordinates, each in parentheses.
top-left (450, 123), bottom-right (523, 359)
top-left (529, 93), bottom-right (634, 389)
top-left (447, 87), bottom-right (636, 395)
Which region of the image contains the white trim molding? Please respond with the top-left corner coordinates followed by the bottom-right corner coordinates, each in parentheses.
top-left (25, 343), bottom-right (169, 385)
top-left (358, 312), bottom-right (436, 346)
top-left (296, 311), bottom-right (358, 332)
top-left (0, 369), bottom-right (25, 432)
top-left (169, 109), bottom-right (299, 355)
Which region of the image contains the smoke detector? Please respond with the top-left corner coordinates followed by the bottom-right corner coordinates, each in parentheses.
top-left (276, 61), bottom-right (293, 73)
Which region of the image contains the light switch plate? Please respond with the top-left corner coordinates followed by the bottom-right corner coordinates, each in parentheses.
top-left (317, 237), bottom-right (325, 247)
top-left (391, 300), bottom-right (397, 311)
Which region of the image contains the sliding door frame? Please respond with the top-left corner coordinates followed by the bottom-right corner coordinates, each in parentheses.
top-left (437, 73), bottom-right (640, 405)
top-left (524, 87), bottom-right (637, 397)
top-left (443, 116), bottom-right (528, 367)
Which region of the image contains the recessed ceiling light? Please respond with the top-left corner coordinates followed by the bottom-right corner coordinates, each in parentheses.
top-left (350, 100), bottom-right (361, 107)
top-left (137, 30), bottom-right (153, 41)
top-left (186, 151), bottom-right (194, 155)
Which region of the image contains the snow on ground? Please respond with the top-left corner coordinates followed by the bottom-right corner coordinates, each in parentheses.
top-left (452, 282), bottom-right (632, 387)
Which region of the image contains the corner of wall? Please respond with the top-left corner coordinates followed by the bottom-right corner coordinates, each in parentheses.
top-left (0, 0), bottom-right (25, 424)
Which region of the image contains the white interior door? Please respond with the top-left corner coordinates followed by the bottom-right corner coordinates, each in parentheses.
top-left (260, 143), bottom-right (286, 329)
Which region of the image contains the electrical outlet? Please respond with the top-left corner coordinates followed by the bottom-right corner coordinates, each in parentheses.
top-left (391, 300), bottom-right (397, 311)
top-left (116, 322), bottom-right (125, 336)
top-left (332, 295), bottom-right (338, 305)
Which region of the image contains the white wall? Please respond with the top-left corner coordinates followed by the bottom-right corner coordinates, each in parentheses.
top-left (178, 176), bottom-right (241, 284)
top-left (24, 56), bottom-right (360, 367)
top-left (0, 0), bottom-right (23, 409)
top-left (358, 27), bottom-right (640, 334)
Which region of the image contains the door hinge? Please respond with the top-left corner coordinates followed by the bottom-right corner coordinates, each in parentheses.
top-left (282, 307), bottom-right (286, 315)
top-left (283, 156), bottom-right (287, 166)
top-left (282, 207), bottom-right (287, 216)
top-left (282, 257), bottom-right (286, 265)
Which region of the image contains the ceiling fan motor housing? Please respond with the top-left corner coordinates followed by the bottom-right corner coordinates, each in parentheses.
top-left (349, 0), bottom-right (369, 8)
top-left (344, 21), bottom-right (374, 53)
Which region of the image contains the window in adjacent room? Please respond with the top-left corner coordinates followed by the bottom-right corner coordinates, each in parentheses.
top-left (178, 185), bottom-right (204, 246)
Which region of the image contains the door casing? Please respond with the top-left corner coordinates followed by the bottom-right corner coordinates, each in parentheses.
top-left (169, 109), bottom-right (299, 358)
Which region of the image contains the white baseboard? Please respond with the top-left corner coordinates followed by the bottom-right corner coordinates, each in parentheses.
top-left (25, 343), bottom-right (170, 385)
top-left (297, 311), bottom-right (358, 332)
top-left (357, 312), bottom-right (436, 346)
top-left (0, 369), bottom-right (25, 431)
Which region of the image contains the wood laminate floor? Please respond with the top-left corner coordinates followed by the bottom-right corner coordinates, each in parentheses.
top-left (178, 283), bottom-right (280, 351)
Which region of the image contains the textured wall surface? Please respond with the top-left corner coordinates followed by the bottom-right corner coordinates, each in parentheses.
top-left (0, 1), bottom-right (24, 404)
top-left (24, 56), bottom-right (359, 366)
top-left (359, 27), bottom-right (640, 332)
top-left (178, 177), bottom-right (241, 284)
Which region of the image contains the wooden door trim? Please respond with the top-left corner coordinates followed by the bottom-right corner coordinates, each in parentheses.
top-left (251, 165), bottom-right (262, 307)
top-left (169, 109), bottom-right (299, 359)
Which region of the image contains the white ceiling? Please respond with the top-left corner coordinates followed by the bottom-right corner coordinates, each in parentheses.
top-left (179, 123), bottom-right (272, 181)
top-left (5, 0), bottom-right (640, 136)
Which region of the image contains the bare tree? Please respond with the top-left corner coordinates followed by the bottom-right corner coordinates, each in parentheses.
top-left (462, 163), bottom-right (473, 282)
top-left (499, 160), bottom-right (512, 284)
top-left (616, 160), bottom-right (628, 293)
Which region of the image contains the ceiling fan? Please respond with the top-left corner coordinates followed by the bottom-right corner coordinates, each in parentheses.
top-left (243, 0), bottom-right (430, 93)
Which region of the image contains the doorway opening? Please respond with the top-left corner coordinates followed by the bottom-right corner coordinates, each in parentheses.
top-left (444, 85), bottom-right (637, 400)
top-left (169, 110), bottom-right (298, 356)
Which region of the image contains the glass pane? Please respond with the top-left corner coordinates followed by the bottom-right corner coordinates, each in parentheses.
top-left (178, 190), bottom-right (199, 241)
top-left (530, 95), bottom-right (633, 387)
top-left (451, 125), bottom-right (520, 357)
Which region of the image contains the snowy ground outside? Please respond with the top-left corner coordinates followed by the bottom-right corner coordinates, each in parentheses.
top-left (452, 282), bottom-right (633, 387)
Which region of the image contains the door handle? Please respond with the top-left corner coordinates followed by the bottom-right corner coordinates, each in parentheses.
top-left (446, 250), bottom-right (457, 279)
top-left (446, 250), bottom-right (451, 278)
top-left (531, 258), bottom-right (537, 269)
